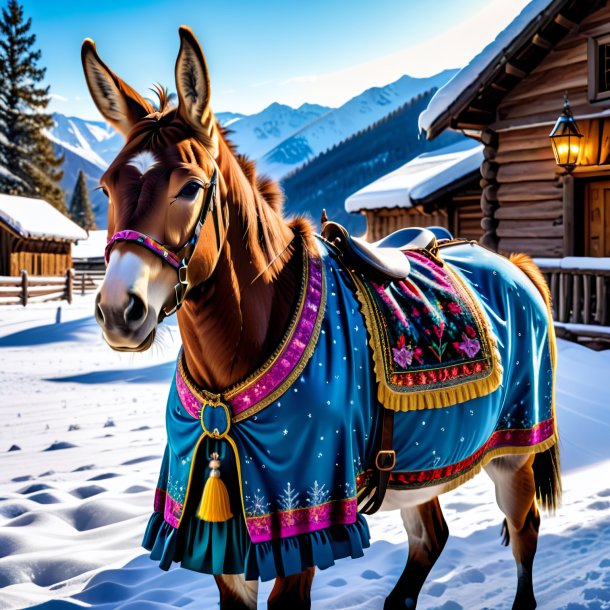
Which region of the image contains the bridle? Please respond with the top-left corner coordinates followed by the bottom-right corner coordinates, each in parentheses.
top-left (104, 167), bottom-right (220, 317)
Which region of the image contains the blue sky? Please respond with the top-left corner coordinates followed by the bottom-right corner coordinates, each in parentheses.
top-left (25, 0), bottom-right (531, 119)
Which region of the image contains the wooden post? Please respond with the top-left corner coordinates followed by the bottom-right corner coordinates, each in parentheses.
top-left (583, 274), bottom-right (592, 324)
top-left (20, 269), bottom-right (28, 307)
top-left (550, 271), bottom-right (559, 320)
top-left (562, 174), bottom-right (575, 256)
top-left (597, 275), bottom-right (608, 325)
top-left (66, 268), bottom-right (73, 304)
top-left (570, 271), bottom-right (583, 324)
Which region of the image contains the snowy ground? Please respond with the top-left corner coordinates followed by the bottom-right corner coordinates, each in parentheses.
top-left (0, 294), bottom-right (609, 610)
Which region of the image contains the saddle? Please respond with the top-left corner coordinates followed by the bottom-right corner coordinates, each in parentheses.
top-left (320, 218), bottom-right (498, 516)
top-left (321, 219), bottom-right (453, 281)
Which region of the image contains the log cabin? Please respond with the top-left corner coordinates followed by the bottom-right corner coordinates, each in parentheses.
top-left (0, 194), bottom-right (87, 276)
top-left (345, 141), bottom-right (484, 242)
top-left (418, 0), bottom-right (610, 337)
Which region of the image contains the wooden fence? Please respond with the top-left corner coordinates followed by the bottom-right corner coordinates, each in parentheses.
top-left (535, 258), bottom-right (610, 337)
top-left (73, 269), bottom-right (105, 295)
top-left (0, 269), bottom-right (74, 306)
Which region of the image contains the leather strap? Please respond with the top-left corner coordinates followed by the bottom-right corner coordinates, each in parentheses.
top-left (359, 406), bottom-right (395, 515)
top-left (104, 168), bottom-right (220, 317)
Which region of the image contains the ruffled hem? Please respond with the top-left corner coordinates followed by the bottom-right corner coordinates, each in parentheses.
top-left (142, 511), bottom-right (370, 581)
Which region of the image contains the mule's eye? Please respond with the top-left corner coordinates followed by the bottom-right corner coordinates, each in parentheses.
top-left (177, 181), bottom-right (202, 201)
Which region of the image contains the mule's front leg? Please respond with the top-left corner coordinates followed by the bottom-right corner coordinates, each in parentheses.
top-left (214, 574), bottom-right (258, 610)
top-left (267, 567), bottom-right (315, 610)
top-left (385, 498), bottom-right (449, 610)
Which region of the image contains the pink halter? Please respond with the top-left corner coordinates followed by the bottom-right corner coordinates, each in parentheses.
top-left (104, 230), bottom-right (183, 269)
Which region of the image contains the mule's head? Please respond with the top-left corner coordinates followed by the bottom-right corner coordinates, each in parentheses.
top-left (82, 27), bottom-right (225, 351)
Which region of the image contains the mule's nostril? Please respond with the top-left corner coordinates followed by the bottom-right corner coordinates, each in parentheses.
top-left (124, 293), bottom-right (146, 327)
top-left (95, 294), bottom-right (105, 324)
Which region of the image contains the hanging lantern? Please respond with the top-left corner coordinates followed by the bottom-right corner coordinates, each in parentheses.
top-left (549, 93), bottom-right (583, 172)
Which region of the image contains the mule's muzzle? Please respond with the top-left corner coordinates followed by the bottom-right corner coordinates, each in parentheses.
top-left (95, 290), bottom-right (156, 351)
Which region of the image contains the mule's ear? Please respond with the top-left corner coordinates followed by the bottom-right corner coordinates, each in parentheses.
top-left (175, 26), bottom-right (217, 151)
top-left (81, 38), bottom-right (152, 137)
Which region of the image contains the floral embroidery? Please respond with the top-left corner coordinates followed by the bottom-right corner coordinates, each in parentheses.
top-left (392, 335), bottom-right (413, 368)
top-left (356, 248), bottom-right (497, 394)
top-left (446, 301), bottom-right (462, 315)
top-left (457, 334), bottom-right (481, 358)
top-left (429, 320), bottom-right (447, 362)
top-left (392, 334), bottom-right (425, 369)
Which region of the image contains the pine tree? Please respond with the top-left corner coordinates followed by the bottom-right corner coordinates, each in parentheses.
top-left (0, 0), bottom-right (65, 211)
top-left (69, 170), bottom-right (96, 230)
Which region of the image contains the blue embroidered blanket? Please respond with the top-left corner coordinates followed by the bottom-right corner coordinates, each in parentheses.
top-left (143, 238), bottom-right (557, 581)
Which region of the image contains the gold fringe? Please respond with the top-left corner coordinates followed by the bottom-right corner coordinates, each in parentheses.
top-left (347, 256), bottom-right (503, 412)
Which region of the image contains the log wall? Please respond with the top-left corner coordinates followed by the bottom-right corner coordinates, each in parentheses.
top-left (363, 208), bottom-right (449, 243)
top-left (363, 195), bottom-right (483, 244)
top-left (0, 225), bottom-right (73, 276)
top-left (492, 3), bottom-right (610, 257)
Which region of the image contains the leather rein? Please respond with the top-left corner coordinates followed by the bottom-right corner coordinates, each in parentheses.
top-left (104, 167), bottom-right (219, 317)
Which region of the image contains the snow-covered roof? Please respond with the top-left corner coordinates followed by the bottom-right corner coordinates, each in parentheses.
top-left (345, 141), bottom-right (483, 213)
top-left (72, 229), bottom-right (107, 261)
top-left (0, 194), bottom-right (88, 242)
top-left (419, 0), bottom-right (557, 138)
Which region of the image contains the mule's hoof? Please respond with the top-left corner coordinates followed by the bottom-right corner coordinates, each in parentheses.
top-left (512, 598), bottom-right (536, 610)
top-left (384, 596), bottom-right (416, 610)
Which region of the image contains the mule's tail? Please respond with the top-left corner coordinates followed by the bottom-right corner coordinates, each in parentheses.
top-left (508, 252), bottom-right (562, 513)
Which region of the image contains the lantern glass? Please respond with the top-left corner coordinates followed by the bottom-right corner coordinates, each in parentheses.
top-left (549, 101), bottom-right (583, 171)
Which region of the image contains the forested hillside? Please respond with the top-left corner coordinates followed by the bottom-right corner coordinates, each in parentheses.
top-left (281, 89), bottom-right (464, 233)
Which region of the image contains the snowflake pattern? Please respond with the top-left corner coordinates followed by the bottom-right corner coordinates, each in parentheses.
top-left (245, 491), bottom-right (270, 517)
top-left (306, 481), bottom-right (330, 506)
top-left (278, 482), bottom-right (300, 511)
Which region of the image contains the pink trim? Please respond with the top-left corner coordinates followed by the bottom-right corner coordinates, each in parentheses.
top-left (176, 253), bottom-right (323, 420)
top-left (246, 498), bottom-right (358, 544)
top-left (176, 371), bottom-right (201, 419)
top-left (154, 487), bottom-right (182, 529)
top-left (381, 418), bottom-right (556, 488)
top-left (105, 230), bottom-right (182, 269)
top-left (231, 255), bottom-right (323, 416)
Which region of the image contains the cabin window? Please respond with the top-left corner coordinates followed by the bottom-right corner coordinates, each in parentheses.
top-left (588, 34), bottom-right (610, 102)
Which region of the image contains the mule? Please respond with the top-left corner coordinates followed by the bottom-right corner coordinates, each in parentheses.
top-left (82, 27), bottom-right (560, 610)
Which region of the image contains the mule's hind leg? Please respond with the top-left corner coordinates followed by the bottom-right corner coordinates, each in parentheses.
top-left (267, 568), bottom-right (315, 610)
top-left (214, 574), bottom-right (258, 610)
top-left (485, 455), bottom-right (540, 610)
top-left (384, 497), bottom-right (449, 610)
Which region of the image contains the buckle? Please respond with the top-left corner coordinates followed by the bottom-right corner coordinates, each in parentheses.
top-left (178, 265), bottom-right (189, 285)
top-left (376, 450), bottom-right (396, 472)
top-left (162, 280), bottom-right (186, 317)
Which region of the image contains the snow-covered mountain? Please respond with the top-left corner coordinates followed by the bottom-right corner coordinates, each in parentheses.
top-left (48, 113), bottom-right (123, 169)
top-left (217, 102), bottom-right (331, 160)
top-left (47, 68), bottom-right (457, 227)
top-left (258, 69), bottom-right (458, 179)
top-left (48, 114), bottom-right (123, 228)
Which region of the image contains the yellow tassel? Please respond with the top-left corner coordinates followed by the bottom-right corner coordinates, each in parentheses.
top-left (198, 452), bottom-right (233, 522)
